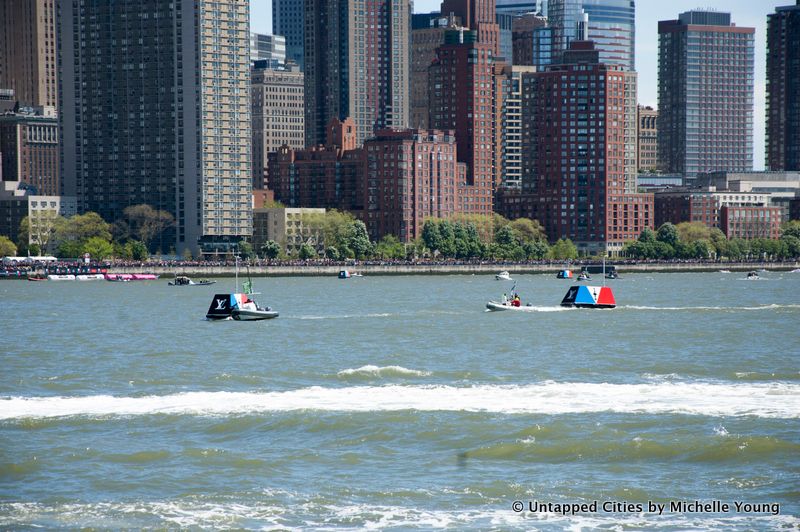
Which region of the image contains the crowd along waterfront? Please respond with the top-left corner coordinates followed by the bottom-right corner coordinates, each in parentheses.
top-left (1, 272), bottom-right (799, 529)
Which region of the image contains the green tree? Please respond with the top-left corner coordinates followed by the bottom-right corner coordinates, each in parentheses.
top-left (57, 240), bottom-right (84, 259)
top-left (549, 238), bottom-right (578, 260)
top-left (122, 204), bottom-right (174, 251)
top-left (494, 225), bottom-right (517, 247)
top-left (56, 212), bottom-right (112, 254)
top-left (438, 220), bottom-right (456, 257)
top-left (421, 219), bottom-right (443, 254)
top-left (260, 240), bottom-right (281, 260)
top-left (325, 246), bottom-right (340, 260)
top-left (676, 221), bottom-right (711, 243)
top-left (298, 243), bottom-right (317, 260)
top-left (83, 236), bottom-right (114, 260)
top-left (123, 240), bottom-right (148, 261)
top-left (347, 220), bottom-right (373, 259)
top-left (781, 220), bottom-right (800, 240)
top-left (509, 218), bottom-right (547, 243)
top-left (692, 239), bottom-right (712, 259)
top-left (523, 239), bottom-right (549, 259)
top-left (781, 235), bottom-right (800, 258)
top-left (238, 240), bottom-right (255, 260)
top-left (0, 235), bottom-right (17, 257)
top-left (375, 235), bottom-right (405, 259)
top-left (639, 227), bottom-right (657, 243)
top-left (656, 222), bottom-right (679, 247)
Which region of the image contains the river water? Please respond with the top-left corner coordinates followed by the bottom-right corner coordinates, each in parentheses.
top-left (1, 271), bottom-right (799, 530)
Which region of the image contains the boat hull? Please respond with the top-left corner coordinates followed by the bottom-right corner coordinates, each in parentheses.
top-left (232, 309), bottom-right (279, 321)
top-left (486, 301), bottom-right (532, 311)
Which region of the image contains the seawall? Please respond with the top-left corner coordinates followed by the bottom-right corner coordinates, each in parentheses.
top-left (111, 262), bottom-right (800, 278)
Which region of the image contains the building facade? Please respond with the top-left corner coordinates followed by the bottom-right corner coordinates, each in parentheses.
top-left (411, 14), bottom-right (464, 129)
top-left (720, 205), bottom-right (783, 240)
top-left (441, 0), bottom-right (501, 55)
top-left (304, 0), bottom-right (410, 148)
top-left (272, 0), bottom-right (304, 69)
top-left (512, 13), bottom-right (548, 66)
top-left (517, 41), bottom-right (650, 254)
top-left (429, 30), bottom-right (503, 216)
top-left (250, 33), bottom-right (286, 69)
top-left (637, 105), bottom-right (658, 172)
top-left (251, 63), bottom-right (304, 189)
top-left (653, 188), bottom-right (778, 233)
top-left (766, 1), bottom-right (800, 171)
top-left (252, 207), bottom-right (325, 256)
top-left (0, 106), bottom-right (59, 196)
top-left (0, 0), bottom-right (58, 109)
top-left (658, 11), bottom-right (754, 181)
top-left (547, 0), bottom-right (635, 71)
top-left (496, 0), bottom-right (544, 16)
top-left (59, 0), bottom-right (252, 255)
top-left (363, 129), bottom-right (465, 241)
top-left (500, 66), bottom-right (536, 189)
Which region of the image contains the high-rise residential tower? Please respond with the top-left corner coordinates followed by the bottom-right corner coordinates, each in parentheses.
top-left (0, 0), bottom-right (58, 109)
top-left (59, 0), bottom-right (252, 255)
top-left (429, 29), bottom-right (503, 215)
top-left (440, 0), bottom-right (501, 54)
top-left (305, 0), bottom-right (410, 148)
top-left (637, 105), bottom-right (658, 173)
top-left (766, 1), bottom-right (800, 171)
top-left (272, 0), bottom-right (304, 69)
top-left (517, 41), bottom-right (650, 254)
top-left (658, 11), bottom-right (754, 180)
top-left (547, 0), bottom-right (634, 71)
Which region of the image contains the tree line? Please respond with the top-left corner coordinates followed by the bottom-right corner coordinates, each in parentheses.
top-left (623, 221), bottom-right (800, 260)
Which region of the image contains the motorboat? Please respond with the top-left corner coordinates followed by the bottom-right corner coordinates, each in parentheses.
top-left (560, 285), bottom-right (616, 309)
top-left (206, 257), bottom-right (278, 321)
top-left (605, 271), bottom-right (618, 280)
top-left (27, 274), bottom-right (47, 282)
top-left (339, 269), bottom-right (362, 279)
top-left (76, 273), bottom-right (104, 281)
top-left (486, 292), bottom-right (529, 311)
top-left (747, 271), bottom-right (760, 280)
top-left (47, 274), bottom-right (76, 281)
top-left (791, 268), bottom-right (800, 273)
top-left (576, 271), bottom-right (591, 282)
top-left (105, 274), bottom-right (132, 282)
top-left (719, 269), bottom-right (731, 273)
top-left (169, 275), bottom-right (216, 286)
top-left (206, 293), bottom-right (279, 321)
top-left (495, 271), bottom-right (513, 281)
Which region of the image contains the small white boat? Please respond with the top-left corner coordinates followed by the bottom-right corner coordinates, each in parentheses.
top-left (719, 269), bottom-right (731, 273)
top-left (576, 271), bottom-right (591, 282)
top-left (486, 300), bottom-right (536, 312)
top-left (791, 268), bottom-right (800, 273)
top-left (495, 271), bottom-right (512, 281)
top-left (47, 274), bottom-right (76, 281)
top-left (747, 271), bottom-right (760, 280)
top-left (76, 273), bottom-right (104, 281)
top-left (169, 275), bottom-right (216, 286)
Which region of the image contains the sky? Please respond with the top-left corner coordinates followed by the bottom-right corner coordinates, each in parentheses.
top-left (249, 0), bottom-right (793, 171)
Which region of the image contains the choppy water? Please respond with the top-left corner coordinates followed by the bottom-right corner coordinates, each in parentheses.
top-left (1, 271), bottom-right (799, 530)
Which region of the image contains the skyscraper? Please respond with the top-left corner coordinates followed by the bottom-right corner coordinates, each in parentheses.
top-left (440, 0), bottom-right (501, 54)
top-left (547, 0), bottom-right (634, 71)
top-left (0, 0), bottom-right (58, 109)
top-left (658, 11), bottom-right (754, 180)
top-left (305, 0), bottom-right (410, 148)
top-left (429, 30), bottom-right (503, 215)
top-left (518, 41), bottom-right (650, 254)
top-left (637, 105), bottom-right (658, 173)
top-left (272, 0), bottom-right (304, 69)
top-left (766, 1), bottom-right (800, 171)
top-left (250, 33), bottom-right (286, 69)
top-left (59, 0), bottom-right (253, 255)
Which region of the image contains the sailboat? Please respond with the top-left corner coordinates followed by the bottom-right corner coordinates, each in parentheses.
top-left (205, 257), bottom-right (278, 321)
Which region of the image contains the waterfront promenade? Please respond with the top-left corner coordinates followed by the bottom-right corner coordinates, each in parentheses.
top-left (109, 261), bottom-right (799, 277)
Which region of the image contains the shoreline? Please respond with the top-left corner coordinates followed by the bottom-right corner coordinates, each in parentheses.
top-left (107, 261), bottom-right (799, 277)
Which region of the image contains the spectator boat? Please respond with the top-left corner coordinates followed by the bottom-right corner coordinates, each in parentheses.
top-left (495, 271), bottom-right (512, 281)
top-left (169, 275), bottom-right (216, 286)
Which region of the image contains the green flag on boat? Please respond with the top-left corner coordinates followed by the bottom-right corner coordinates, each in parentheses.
top-left (242, 279), bottom-right (252, 294)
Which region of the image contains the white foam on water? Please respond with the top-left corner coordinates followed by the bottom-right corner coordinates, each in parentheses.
top-left (0, 500), bottom-right (797, 531)
top-left (2, 381), bottom-right (798, 420)
top-left (337, 365), bottom-right (432, 378)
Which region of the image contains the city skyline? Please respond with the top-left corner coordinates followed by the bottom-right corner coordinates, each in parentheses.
top-left (249, 0), bottom-right (790, 171)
